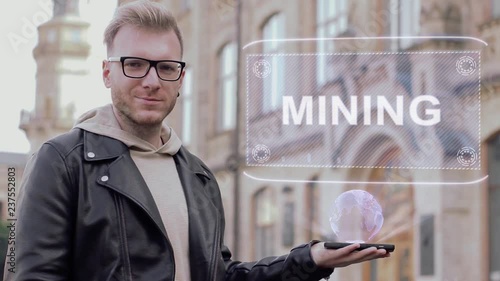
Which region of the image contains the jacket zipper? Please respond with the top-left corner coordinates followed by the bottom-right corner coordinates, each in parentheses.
top-left (114, 194), bottom-right (133, 281)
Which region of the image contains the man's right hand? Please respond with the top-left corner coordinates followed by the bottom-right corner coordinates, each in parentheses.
top-left (310, 242), bottom-right (390, 268)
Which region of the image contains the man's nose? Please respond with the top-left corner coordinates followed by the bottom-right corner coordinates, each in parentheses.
top-left (141, 66), bottom-right (161, 89)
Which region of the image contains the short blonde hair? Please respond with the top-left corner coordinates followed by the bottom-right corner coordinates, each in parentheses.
top-left (104, 0), bottom-right (183, 57)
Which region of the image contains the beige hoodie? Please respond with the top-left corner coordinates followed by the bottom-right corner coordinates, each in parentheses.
top-left (74, 104), bottom-right (190, 281)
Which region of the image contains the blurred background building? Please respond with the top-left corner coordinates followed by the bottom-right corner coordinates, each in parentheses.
top-left (1, 0), bottom-right (499, 280)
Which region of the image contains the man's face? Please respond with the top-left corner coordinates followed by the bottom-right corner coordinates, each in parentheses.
top-left (102, 25), bottom-right (184, 127)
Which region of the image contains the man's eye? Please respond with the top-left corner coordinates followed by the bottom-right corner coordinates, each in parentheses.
top-left (125, 60), bottom-right (146, 68)
top-left (159, 64), bottom-right (176, 72)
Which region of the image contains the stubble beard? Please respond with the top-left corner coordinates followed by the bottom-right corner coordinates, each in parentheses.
top-left (111, 88), bottom-right (170, 134)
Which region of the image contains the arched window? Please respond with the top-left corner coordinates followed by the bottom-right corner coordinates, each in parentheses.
top-left (218, 42), bottom-right (237, 131)
top-left (316, 0), bottom-right (348, 86)
top-left (388, 0), bottom-right (421, 50)
top-left (262, 13), bottom-right (285, 113)
top-left (282, 186), bottom-right (295, 246)
top-left (253, 187), bottom-right (276, 258)
top-left (304, 177), bottom-right (321, 241)
top-left (494, 0), bottom-right (500, 19)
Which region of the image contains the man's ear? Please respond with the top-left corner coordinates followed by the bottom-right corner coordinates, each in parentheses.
top-left (102, 60), bottom-right (112, 88)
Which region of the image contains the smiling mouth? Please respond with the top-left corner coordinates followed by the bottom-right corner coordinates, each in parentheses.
top-left (137, 97), bottom-right (160, 101)
top-left (136, 97), bottom-right (162, 104)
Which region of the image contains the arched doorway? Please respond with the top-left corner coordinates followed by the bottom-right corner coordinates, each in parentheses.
top-left (361, 147), bottom-right (415, 281)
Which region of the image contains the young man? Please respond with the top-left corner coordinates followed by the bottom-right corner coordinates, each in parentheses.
top-left (4, 1), bottom-right (389, 280)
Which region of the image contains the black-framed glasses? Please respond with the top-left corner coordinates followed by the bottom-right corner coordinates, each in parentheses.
top-left (108, 56), bottom-right (186, 81)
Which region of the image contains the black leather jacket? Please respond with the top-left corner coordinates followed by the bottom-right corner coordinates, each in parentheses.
top-left (4, 129), bottom-right (333, 281)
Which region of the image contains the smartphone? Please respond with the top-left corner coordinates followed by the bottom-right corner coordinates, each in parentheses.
top-left (324, 242), bottom-right (395, 252)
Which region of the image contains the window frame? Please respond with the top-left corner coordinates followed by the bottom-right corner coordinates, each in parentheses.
top-left (261, 12), bottom-right (286, 113)
top-left (315, 0), bottom-right (349, 86)
top-left (388, 0), bottom-right (421, 51)
top-left (217, 42), bottom-right (238, 132)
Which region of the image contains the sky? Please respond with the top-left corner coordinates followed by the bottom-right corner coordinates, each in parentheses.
top-left (0, 0), bottom-right (117, 154)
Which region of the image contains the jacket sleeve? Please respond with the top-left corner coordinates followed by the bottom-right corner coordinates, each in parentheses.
top-left (4, 143), bottom-right (76, 281)
top-left (222, 241), bottom-right (334, 281)
top-left (198, 159), bottom-right (333, 281)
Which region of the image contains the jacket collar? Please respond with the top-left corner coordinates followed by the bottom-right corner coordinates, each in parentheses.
top-left (82, 130), bottom-right (210, 179)
top-left (82, 130), bottom-right (128, 161)
top-left (174, 146), bottom-right (212, 181)
top-left (82, 130), bottom-right (214, 237)
top-left (82, 130), bottom-right (220, 279)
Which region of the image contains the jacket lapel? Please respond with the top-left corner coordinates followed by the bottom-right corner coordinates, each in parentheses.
top-left (99, 153), bottom-right (169, 240)
top-left (174, 148), bottom-right (220, 281)
top-left (83, 130), bottom-right (220, 280)
top-left (83, 130), bottom-right (169, 240)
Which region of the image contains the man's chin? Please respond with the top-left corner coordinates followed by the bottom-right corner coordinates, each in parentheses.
top-left (132, 113), bottom-right (166, 126)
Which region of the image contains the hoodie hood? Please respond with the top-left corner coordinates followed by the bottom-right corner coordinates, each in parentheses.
top-left (74, 104), bottom-right (182, 155)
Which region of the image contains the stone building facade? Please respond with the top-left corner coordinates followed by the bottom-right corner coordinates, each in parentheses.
top-left (162, 1), bottom-right (500, 280)
top-left (1, 0), bottom-right (89, 245)
top-left (1, 0), bottom-right (499, 280)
